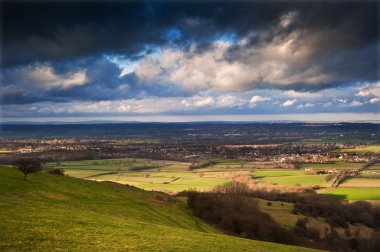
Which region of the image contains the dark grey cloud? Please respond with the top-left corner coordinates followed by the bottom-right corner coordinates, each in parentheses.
top-left (2, 1), bottom-right (378, 67)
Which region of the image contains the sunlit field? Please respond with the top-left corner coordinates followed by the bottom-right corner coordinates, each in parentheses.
top-left (340, 145), bottom-right (380, 153)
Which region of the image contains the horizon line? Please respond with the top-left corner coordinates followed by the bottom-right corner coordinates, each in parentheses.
top-left (1, 113), bottom-right (379, 124)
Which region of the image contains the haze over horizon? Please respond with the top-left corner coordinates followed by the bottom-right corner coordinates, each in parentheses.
top-left (1, 0), bottom-right (379, 121)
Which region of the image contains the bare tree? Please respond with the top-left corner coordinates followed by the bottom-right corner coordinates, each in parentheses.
top-left (14, 158), bottom-right (42, 180)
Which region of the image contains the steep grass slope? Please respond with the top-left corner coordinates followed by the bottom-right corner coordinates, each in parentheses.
top-left (0, 167), bottom-right (318, 251)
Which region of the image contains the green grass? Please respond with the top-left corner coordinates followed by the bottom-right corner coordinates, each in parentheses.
top-left (319, 188), bottom-right (380, 201)
top-left (340, 178), bottom-right (380, 188)
top-left (89, 171), bottom-right (230, 192)
top-left (0, 167), bottom-right (318, 251)
top-left (253, 170), bottom-right (325, 187)
top-left (257, 174), bottom-right (328, 187)
top-left (340, 145), bottom-right (380, 153)
top-left (256, 199), bottom-right (298, 229)
top-left (300, 162), bottom-right (364, 170)
top-left (253, 170), bottom-right (304, 179)
top-left (63, 169), bottom-right (115, 178)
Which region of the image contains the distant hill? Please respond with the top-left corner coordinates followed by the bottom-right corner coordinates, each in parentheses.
top-left (0, 167), bottom-right (318, 251)
top-left (1, 122), bottom-right (378, 144)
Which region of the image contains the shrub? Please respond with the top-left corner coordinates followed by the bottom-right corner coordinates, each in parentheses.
top-left (45, 167), bottom-right (65, 176)
top-left (185, 182), bottom-right (295, 245)
top-left (325, 174), bottom-right (335, 182)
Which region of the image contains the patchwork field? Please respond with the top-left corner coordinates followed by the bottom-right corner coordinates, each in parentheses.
top-left (56, 158), bottom-right (233, 193)
top-left (54, 158), bottom-right (380, 201)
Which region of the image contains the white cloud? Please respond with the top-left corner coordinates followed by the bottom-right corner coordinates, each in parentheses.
top-left (133, 21), bottom-right (347, 93)
top-left (356, 81), bottom-right (380, 97)
top-left (369, 98), bottom-right (380, 104)
top-left (15, 64), bottom-right (88, 90)
top-left (323, 102), bottom-right (333, 107)
top-left (187, 96), bottom-right (215, 108)
top-left (282, 90), bottom-right (322, 99)
top-left (297, 103), bottom-right (315, 109)
top-left (348, 100), bottom-right (364, 107)
top-left (282, 99), bottom-right (297, 107)
top-left (215, 95), bottom-right (246, 108)
top-left (35, 95), bottom-right (247, 115)
top-left (249, 95), bottom-right (271, 107)
top-left (356, 90), bottom-right (370, 97)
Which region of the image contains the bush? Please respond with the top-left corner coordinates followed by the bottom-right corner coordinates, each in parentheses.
top-left (183, 183), bottom-right (380, 252)
top-left (45, 167), bottom-right (65, 176)
top-left (188, 161), bottom-right (215, 170)
top-left (325, 174), bottom-right (335, 182)
top-left (185, 182), bottom-right (295, 245)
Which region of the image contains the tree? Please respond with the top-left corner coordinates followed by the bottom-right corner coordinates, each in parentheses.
top-left (14, 158), bottom-right (42, 180)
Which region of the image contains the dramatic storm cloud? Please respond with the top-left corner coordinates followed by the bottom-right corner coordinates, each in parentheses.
top-left (0, 0), bottom-right (379, 120)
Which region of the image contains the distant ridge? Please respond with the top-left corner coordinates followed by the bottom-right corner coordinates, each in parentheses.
top-left (1, 120), bottom-right (380, 125)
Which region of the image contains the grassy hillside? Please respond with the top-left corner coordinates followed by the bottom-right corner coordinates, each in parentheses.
top-left (0, 167), bottom-right (318, 251)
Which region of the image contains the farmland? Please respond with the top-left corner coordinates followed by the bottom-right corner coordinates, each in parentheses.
top-left (55, 157), bottom-right (380, 202)
top-left (255, 174), bottom-right (329, 187)
top-left (1, 121), bottom-right (379, 251)
top-left (319, 188), bottom-right (380, 201)
top-left (340, 178), bottom-right (380, 188)
top-left (340, 145), bottom-right (380, 153)
top-left (56, 158), bottom-right (234, 193)
top-left (300, 162), bottom-right (365, 170)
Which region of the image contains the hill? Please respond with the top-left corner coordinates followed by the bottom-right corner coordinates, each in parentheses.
top-left (0, 167), bottom-right (318, 251)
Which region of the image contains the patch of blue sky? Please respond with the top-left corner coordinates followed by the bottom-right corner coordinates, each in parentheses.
top-left (214, 32), bottom-right (238, 44)
top-left (105, 55), bottom-right (138, 77)
top-left (163, 27), bottom-right (182, 43)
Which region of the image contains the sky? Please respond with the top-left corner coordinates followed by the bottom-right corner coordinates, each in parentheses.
top-left (1, 0), bottom-right (379, 122)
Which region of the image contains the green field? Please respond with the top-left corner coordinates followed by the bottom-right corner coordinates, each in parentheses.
top-left (257, 174), bottom-right (328, 187)
top-left (300, 162), bottom-right (364, 170)
top-left (56, 158), bottom-right (380, 201)
top-left (253, 169), bottom-right (328, 187)
top-left (0, 167), bottom-right (317, 252)
top-left (87, 172), bottom-right (230, 193)
top-left (253, 170), bottom-right (304, 178)
top-left (340, 145), bottom-right (380, 153)
top-left (319, 188), bottom-right (380, 201)
top-left (340, 178), bottom-right (380, 188)
top-left (55, 159), bottom-right (234, 193)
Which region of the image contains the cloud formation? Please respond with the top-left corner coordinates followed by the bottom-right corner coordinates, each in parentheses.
top-left (1, 1), bottom-right (379, 118)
